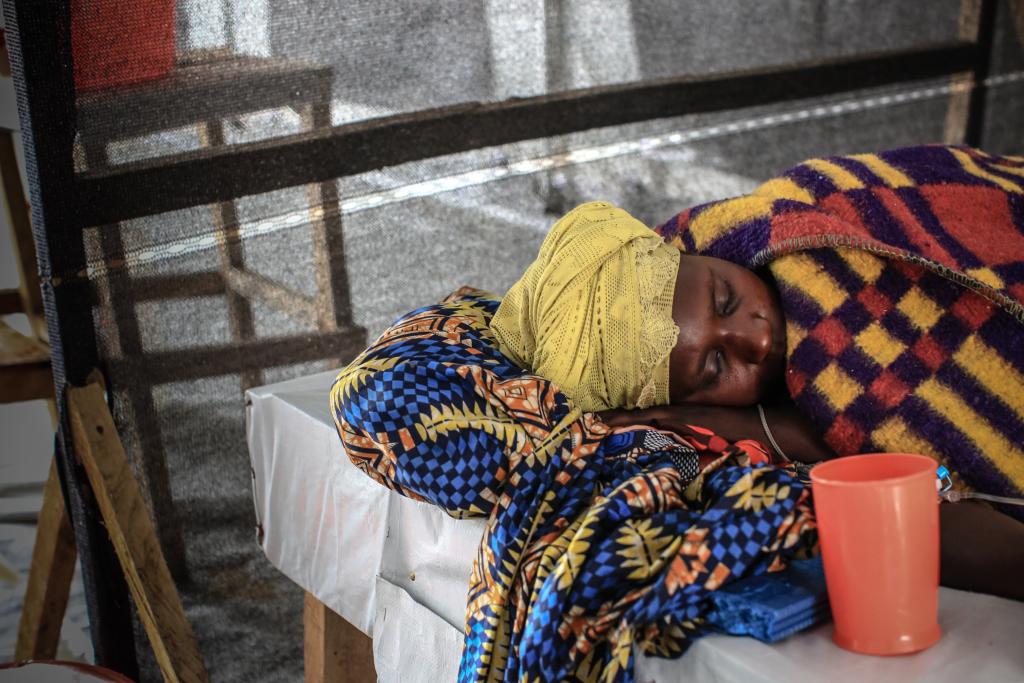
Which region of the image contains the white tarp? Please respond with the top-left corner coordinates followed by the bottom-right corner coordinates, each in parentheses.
top-left (246, 370), bottom-right (1024, 682)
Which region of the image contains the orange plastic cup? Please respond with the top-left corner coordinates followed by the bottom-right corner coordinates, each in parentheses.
top-left (810, 453), bottom-right (941, 655)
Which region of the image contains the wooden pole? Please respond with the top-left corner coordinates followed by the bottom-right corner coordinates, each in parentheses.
top-left (303, 592), bottom-right (375, 683)
top-left (14, 459), bottom-right (76, 660)
top-left (67, 379), bottom-right (210, 683)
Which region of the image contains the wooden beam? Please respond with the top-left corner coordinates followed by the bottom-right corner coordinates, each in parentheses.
top-left (0, 362), bottom-right (52, 403)
top-left (93, 272), bottom-right (227, 303)
top-left (0, 288), bottom-right (24, 315)
top-left (67, 380), bottom-right (210, 683)
top-left (76, 55), bottom-right (332, 144)
top-left (75, 41), bottom-right (980, 226)
top-left (0, 129), bottom-right (46, 339)
top-left (196, 118), bottom-right (265, 389)
top-left (0, 319), bottom-right (53, 403)
top-left (222, 266), bottom-right (320, 325)
top-left (105, 327), bottom-right (367, 385)
top-left (301, 102), bottom-right (353, 330)
top-left (15, 459), bottom-right (77, 661)
top-left (303, 592), bottom-right (375, 683)
top-left (0, 318), bottom-right (49, 364)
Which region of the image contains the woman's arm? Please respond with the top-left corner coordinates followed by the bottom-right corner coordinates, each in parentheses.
top-left (939, 501), bottom-right (1024, 601)
top-left (600, 404), bottom-right (1024, 601)
top-left (598, 397), bottom-right (833, 464)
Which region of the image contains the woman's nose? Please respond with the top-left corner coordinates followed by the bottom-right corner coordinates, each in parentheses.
top-left (722, 313), bottom-right (772, 365)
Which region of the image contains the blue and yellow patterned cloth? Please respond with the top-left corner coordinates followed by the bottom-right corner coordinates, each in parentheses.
top-left (331, 288), bottom-right (817, 682)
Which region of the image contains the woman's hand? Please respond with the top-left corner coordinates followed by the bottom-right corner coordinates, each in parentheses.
top-left (598, 399), bottom-right (833, 464)
top-left (598, 404), bottom-right (748, 435)
top-left (939, 501), bottom-right (1024, 601)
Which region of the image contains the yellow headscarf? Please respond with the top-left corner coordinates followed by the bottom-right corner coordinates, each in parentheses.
top-left (490, 202), bottom-right (680, 412)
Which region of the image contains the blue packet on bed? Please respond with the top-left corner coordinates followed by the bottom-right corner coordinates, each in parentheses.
top-left (706, 557), bottom-right (831, 643)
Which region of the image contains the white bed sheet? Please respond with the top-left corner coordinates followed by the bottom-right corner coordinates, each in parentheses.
top-left (246, 370), bottom-right (1024, 682)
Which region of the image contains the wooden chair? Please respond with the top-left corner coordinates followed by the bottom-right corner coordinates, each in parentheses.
top-left (0, 117), bottom-right (75, 662)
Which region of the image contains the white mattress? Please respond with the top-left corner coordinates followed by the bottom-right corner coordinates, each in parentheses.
top-left (246, 370), bottom-right (1024, 682)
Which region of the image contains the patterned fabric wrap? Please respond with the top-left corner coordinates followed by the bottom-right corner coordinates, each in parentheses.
top-left (657, 145), bottom-right (1024, 521)
top-left (331, 289), bottom-right (818, 682)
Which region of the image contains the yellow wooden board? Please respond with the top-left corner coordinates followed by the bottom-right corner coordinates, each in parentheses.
top-left (68, 380), bottom-right (210, 683)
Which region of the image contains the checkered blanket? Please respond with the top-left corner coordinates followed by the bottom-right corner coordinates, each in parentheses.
top-left (332, 290), bottom-right (817, 682)
top-left (657, 145), bottom-right (1024, 521)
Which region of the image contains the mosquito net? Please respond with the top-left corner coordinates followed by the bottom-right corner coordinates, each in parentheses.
top-left (5, 0), bottom-right (1023, 679)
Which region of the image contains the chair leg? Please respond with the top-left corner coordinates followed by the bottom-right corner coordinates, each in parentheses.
top-left (304, 592), bottom-right (376, 683)
top-left (15, 459), bottom-right (77, 660)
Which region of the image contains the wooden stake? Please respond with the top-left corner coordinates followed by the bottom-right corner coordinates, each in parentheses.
top-left (15, 460), bottom-right (76, 660)
top-left (67, 380), bottom-right (210, 683)
top-left (303, 592), bottom-right (376, 683)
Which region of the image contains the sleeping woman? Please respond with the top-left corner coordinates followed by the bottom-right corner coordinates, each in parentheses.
top-left (331, 145), bottom-right (1024, 683)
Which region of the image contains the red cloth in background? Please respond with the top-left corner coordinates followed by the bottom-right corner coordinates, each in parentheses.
top-left (71, 0), bottom-right (175, 92)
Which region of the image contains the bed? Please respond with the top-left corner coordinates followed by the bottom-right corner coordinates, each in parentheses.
top-left (246, 369), bottom-right (1024, 682)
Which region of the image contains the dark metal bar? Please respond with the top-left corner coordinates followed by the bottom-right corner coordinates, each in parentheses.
top-left (106, 329), bottom-right (367, 385)
top-left (75, 41), bottom-right (981, 226)
top-left (1, 0), bottom-right (138, 675)
top-left (964, 0), bottom-right (998, 147)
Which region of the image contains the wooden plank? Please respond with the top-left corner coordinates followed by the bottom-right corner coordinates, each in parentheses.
top-left (0, 362), bottom-right (52, 403)
top-left (15, 459), bottom-right (77, 660)
top-left (92, 272), bottom-right (226, 303)
top-left (0, 288), bottom-right (23, 315)
top-left (0, 318), bottom-right (49, 365)
top-left (222, 266), bottom-right (320, 325)
top-left (77, 55), bottom-right (332, 144)
top-left (303, 592), bottom-right (375, 683)
top-left (0, 129), bottom-right (46, 340)
top-left (942, 73), bottom-right (974, 145)
top-left (67, 380), bottom-right (210, 683)
top-left (105, 327), bottom-right (367, 385)
top-left (74, 41), bottom-right (981, 226)
top-left (300, 103), bottom-right (352, 331)
top-left (0, 319), bottom-right (53, 403)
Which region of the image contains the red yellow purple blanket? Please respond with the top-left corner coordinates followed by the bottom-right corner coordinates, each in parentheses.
top-left (657, 145), bottom-right (1024, 520)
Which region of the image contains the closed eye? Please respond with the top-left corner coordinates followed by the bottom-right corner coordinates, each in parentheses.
top-left (701, 348), bottom-right (724, 390)
top-left (721, 276), bottom-right (739, 316)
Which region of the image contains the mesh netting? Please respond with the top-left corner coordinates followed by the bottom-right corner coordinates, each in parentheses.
top-left (36, 0), bottom-right (1024, 679)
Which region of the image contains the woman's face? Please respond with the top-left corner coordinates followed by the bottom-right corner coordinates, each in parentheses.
top-left (669, 254), bottom-right (785, 406)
